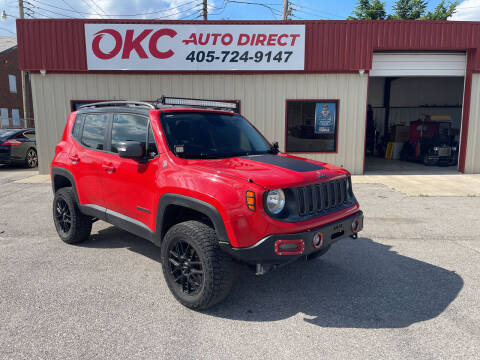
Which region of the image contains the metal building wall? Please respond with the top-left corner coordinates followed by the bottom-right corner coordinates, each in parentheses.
top-left (465, 73), bottom-right (480, 173)
top-left (31, 73), bottom-right (368, 175)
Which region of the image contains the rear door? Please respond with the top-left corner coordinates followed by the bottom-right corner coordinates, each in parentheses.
top-left (100, 113), bottom-right (160, 231)
top-left (69, 113), bottom-right (109, 207)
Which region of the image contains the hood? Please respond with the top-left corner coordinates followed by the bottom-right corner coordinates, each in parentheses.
top-left (183, 154), bottom-right (350, 189)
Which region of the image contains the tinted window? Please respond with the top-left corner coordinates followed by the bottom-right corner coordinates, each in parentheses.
top-left (0, 129), bottom-right (18, 141)
top-left (147, 123), bottom-right (158, 157)
top-left (81, 114), bottom-right (108, 150)
top-left (23, 131), bottom-right (35, 139)
top-left (161, 112), bottom-right (271, 159)
top-left (286, 100), bottom-right (338, 153)
top-left (111, 114), bottom-right (148, 153)
top-left (72, 116), bottom-right (83, 140)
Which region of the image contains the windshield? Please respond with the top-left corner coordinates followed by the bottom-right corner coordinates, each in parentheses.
top-left (160, 112), bottom-right (272, 159)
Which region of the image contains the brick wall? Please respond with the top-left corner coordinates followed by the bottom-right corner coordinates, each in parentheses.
top-left (0, 47), bottom-right (34, 128)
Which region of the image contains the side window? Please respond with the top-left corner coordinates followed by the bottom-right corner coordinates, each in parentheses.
top-left (147, 123), bottom-right (158, 157)
top-left (23, 131), bottom-right (35, 139)
top-left (81, 114), bottom-right (108, 150)
top-left (111, 114), bottom-right (148, 153)
top-left (72, 115), bottom-right (83, 140)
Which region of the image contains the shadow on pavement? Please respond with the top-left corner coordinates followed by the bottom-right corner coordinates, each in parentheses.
top-left (83, 226), bottom-right (463, 329)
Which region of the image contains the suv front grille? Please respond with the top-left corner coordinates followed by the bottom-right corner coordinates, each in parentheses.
top-left (294, 177), bottom-right (352, 217)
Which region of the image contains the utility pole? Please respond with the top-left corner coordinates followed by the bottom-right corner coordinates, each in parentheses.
top-left (202, 0), bottom-right (208, 20)
top-left (18, 0), bottom-right (31, 126)
top-left (282, 0), bottom-right (288, 20)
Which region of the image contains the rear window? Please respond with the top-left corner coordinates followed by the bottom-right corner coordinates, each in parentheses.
top-left (0, 129), bottom-right (18, 141)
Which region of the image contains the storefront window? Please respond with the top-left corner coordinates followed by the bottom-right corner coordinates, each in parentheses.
top-left (286, 100), bottom-right (338, 153)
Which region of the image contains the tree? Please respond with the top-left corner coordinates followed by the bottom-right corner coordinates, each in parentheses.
top-left (348, 0), bottom-right (387, 20)
top-left (423, 0), bottom-right (458, 19)
top-left (391, 0), bottom-right (427, 19)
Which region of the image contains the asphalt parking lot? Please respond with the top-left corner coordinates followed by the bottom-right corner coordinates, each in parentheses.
top-left (1, 166), bottom-right (480, 359)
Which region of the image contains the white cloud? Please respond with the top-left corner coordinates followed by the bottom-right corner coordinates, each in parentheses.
top-left (449, 0), bottom-right (480, 21)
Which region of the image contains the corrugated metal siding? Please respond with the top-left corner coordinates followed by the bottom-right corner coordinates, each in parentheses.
top-left (17, 19), bottom-right (480, 73)
top-left (370, 53), bottom-right (466, 77)
top-left (31, 73), bottom-right (368, 175)
top-left (465, 73), bottom-right (480, 173)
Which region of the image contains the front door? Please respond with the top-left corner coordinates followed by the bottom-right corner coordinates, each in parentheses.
top-left (100, 113), bottom-right (160, 231)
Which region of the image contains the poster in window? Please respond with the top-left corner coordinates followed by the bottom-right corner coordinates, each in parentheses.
top-left (314, 102), bottom-right (336, 134)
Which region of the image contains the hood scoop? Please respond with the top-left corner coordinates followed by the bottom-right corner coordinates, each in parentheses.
top-left (240, 154), bottom-right (324, 173)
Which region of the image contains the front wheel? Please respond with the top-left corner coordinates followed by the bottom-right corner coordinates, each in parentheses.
top-left (161, 220), bottom-right (235, 310)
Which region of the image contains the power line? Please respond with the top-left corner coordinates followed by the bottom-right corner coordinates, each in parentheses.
top-left (27, 0), bottom-right (202, 17)
top-left (225, 0), bottom-right (282, 19)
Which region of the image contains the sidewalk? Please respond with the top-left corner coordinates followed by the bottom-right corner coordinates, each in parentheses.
top-left (353, 174), bottom-right (480, 197)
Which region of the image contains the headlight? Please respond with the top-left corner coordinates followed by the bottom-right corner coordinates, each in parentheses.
top-left (433, 147), bottom-right (439, 152)
top-left (266, 189), bottom-right (285, 214)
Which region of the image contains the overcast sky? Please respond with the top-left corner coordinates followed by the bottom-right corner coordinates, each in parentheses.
top-left (1, 0), bottom-right (479, 37)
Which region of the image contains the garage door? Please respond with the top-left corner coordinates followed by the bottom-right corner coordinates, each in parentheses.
top-left (370, 53), bottom-right (466, 77)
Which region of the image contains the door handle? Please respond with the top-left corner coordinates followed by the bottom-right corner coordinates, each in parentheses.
top-left (102, 162), bottom-right (115, 173)
top-left (69, 154), bottom-right (80, 163)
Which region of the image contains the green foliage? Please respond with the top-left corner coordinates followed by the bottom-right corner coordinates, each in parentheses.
top-left (423, 0), bottom-right (458, 19)
top-left (391, 0), bottom-right (427, 19)
top-left (348, 0), bottom-right (387, 20)
top-left (347, 0), bottom-right (459, 20)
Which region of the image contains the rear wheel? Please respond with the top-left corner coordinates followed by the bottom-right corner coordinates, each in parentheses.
top-left (53, 187), bottom-right (92, 244)
top-left (161, 220), bottom-right (235, 310)
top-left (25, 148), bottom-right (38, 168)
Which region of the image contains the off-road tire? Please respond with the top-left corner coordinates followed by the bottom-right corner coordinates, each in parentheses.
top-left (161, 220), bottom-right (235, 310)
top-left (53, 187), bottom-right (92, 244)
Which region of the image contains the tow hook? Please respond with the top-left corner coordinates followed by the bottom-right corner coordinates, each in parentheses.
top-left (255, 263), bottom-right (274, 276)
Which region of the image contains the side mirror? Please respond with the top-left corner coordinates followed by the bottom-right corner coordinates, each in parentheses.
top-left (272, 141), bottom-right (280, 154)
top-left (117, 141), bottom-right (144, 160)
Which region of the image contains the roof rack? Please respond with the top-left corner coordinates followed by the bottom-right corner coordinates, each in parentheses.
top-left (157, 96), bottom-right (240, 113)
top-left (78, 101), bottom-right (155, 110)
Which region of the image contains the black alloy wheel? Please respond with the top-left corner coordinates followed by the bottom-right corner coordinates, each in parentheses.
top-left (168, 239), bottom-right (204, 296)
top-left (160, 220), bottom-right (235, 310)
top-left (55, 198), bottom-right (72, 234)
top-left (52, 187), bottom-right (92, 244)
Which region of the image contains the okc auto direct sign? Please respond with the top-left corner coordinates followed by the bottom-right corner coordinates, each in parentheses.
top-left (85, 24), bottom-right (305, 71)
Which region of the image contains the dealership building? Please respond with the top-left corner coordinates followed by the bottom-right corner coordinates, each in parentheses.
top-left (16, 19), bottom-right (480, 174)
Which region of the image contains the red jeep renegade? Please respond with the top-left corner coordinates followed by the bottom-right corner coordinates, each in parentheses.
top-left (51, 97), bottom-right (363, 309)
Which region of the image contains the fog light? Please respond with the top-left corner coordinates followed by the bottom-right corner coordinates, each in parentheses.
top-left (312, 232), bottom-right (324, 249)
top-left (352, 218), bottom-right (361, 233)
top-left (274, 239), bottom-right (305, 255)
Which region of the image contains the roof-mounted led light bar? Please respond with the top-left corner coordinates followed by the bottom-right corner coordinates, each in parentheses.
top-left (159, 96), bottom-right (239, 112)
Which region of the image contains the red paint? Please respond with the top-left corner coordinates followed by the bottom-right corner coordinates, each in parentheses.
top-left (16, 19), bottom-right (480, 73)
top-left (458, 49), bottom-right (475, 173)
top-left (362, 73), bottom-right (370, 174)
top-left (51, 106), bottom-right (359, 248)
top-left (284, 99), bottom-right (339, 154)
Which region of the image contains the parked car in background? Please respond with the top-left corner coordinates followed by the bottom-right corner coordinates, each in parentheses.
top-left (0, 128), bottom-right (38, 168)
top-left (400, 120), bottom-right (458, 166)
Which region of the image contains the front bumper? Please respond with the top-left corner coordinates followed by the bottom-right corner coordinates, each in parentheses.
top-left (221, 211), bottom-right (363, 265)
top-left (425, 155), bottom-right (456, 164)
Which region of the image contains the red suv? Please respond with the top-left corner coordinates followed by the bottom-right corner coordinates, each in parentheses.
top-left (51, 98), bottom-right (363, 309)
